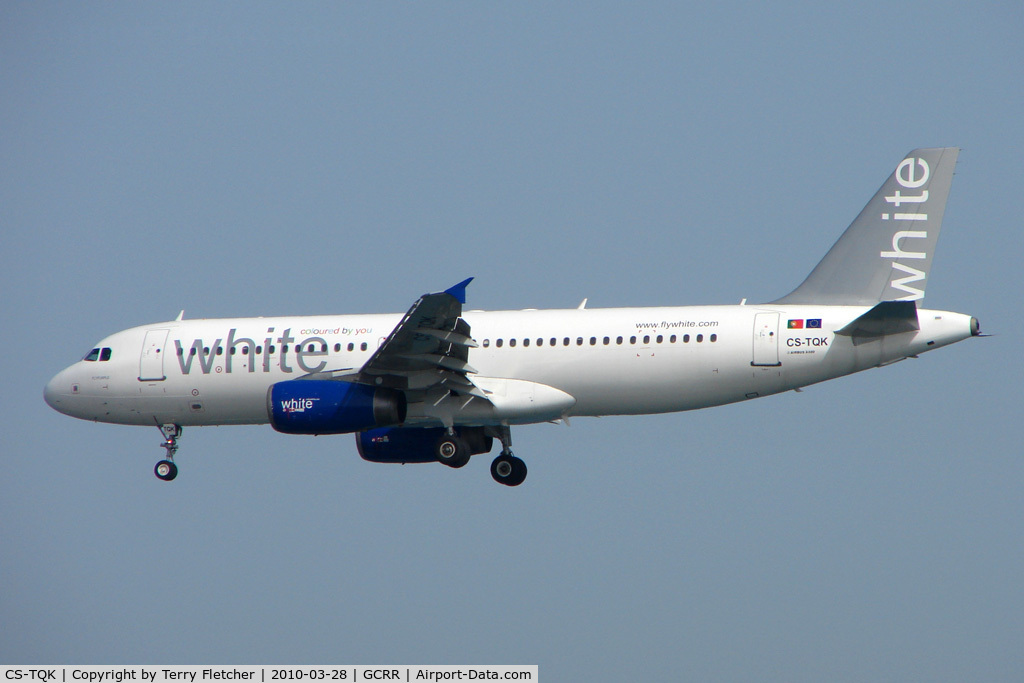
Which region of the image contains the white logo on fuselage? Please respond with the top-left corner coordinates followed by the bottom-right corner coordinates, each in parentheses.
top-left (880, 157), bottom-right (931, 300)
top-left (173, 326), bottom-right (365, 376)
top-left (280, 398), bottom-right (316, 413)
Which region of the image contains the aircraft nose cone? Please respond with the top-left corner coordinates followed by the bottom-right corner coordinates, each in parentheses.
top-left (44, 370), bottom-right (69, 413)
top-left (44, 375), bottom-right (59, 410)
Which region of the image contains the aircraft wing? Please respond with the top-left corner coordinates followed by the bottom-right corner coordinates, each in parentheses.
top-left (355, 278), bottom-right (490, 401)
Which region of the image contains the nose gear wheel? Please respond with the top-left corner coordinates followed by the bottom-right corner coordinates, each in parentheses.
top-left (155, 423), bottom-right (182, 481)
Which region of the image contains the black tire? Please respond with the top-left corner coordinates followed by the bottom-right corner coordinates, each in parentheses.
top-left (491, 454), bottom-right (526, 486)
top-left (436, 436), bottom-right (470, 468)
top-left (155, 459), bottom-right (178, 481)
top-left (507, 456), bottom-right (527, 486)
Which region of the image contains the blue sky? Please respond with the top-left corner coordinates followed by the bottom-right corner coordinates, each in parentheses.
top-left (3, 2), bottom-right (1022, 679)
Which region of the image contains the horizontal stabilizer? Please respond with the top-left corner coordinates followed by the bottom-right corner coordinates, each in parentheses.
top-left (836, 301), bottom-right (919, 345)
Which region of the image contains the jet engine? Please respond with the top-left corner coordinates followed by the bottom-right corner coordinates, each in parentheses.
top-left (356, 426), bottom-right (493, 463)
top-left (268, 380), bottom-right (406, 434)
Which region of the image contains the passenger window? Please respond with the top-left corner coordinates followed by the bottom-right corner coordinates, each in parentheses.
top-left (563, 338), bottom-right (570, 346)
top-left (630, 336), bottom-right (637, 344)
top-left (643, 335), bottom-right (650, 345)
top-left (256, 346), bottom-right (262, 354)
top-left (496, 339), bottom-right (504, 348)
top-left (483, 339), bottom-right (490, 348)
top-left (656, 335), bottom-right (663, 344)
top-left (523, 338), bottom-right (530, 347)
top-left (670, 334), bottom-right (677, 343)
top-left (550, 338), bottom-right (556, 346)
top-left (617, 336), bottom-right (623, 345)
top-left (537, 338), bottom-right (543, 347)
top-left (696, 334), bottom-right (704, 343)
top-left (683, 334), bottom-right (690, 343)
top-left (603, 337), bottom-right (610, 345)
top-left (216, 347), bottom-right (223, 356)
top-left (710, 334), bottom-right (717, 342)
top-left (510, 339), bottom-right (517, 347)
top-left (576, 337), bottom-right (584, 346)
top-left (334, 343), bottom-right (341, 352)
top-left (360, 342), bottom-right (367, 351)
top-left (100, 348), bottom-right (112, 361)
top-left (348, 343), bottom-right (354, 352)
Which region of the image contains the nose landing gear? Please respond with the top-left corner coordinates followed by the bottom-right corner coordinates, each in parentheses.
top-left (154, 423), bottom-right (182, 481)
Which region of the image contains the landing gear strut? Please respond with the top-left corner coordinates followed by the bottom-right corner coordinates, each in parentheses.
top-left (154, 423), bottom-right (181, 481)
top-left (489, 425), bottom-right (527, 487)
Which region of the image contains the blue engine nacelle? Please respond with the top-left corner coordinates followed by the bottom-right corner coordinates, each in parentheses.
top-left (356, 426), bottom-right (494, 463)
top-left (268, 380), bottom-right (406, 435)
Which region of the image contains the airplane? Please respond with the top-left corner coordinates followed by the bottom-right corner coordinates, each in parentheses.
top-left (44, 148), bottom-right (979, 486)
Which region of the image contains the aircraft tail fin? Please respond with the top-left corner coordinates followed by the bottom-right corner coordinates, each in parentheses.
top-left (772, 147), bottom-right (959, 305)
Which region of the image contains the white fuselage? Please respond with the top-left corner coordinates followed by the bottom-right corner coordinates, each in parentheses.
top-left (43, 303), bottom-right (975, 429)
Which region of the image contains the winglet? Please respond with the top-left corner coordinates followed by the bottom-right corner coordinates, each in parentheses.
top-left (443, 277), bottom-right (474, 304)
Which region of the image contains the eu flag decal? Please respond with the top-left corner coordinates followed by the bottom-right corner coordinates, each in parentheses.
top-left (788, 319), bottom-right (804, 329)
top-left (806, 319), bottom-right (822, 329)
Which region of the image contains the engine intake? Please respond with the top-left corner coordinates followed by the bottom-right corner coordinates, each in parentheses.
top-left (268, 380), bottom-right (406, 434)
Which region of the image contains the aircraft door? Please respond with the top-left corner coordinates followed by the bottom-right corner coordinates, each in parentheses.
top-left (751, 313), bottom-right (781, 367)
top-left (139, 329), bottom-right (170, 381)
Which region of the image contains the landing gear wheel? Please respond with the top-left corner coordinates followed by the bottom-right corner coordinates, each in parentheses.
top-left (491, 454), bottom-right (527, 486)
top-left (155, 423), bottom-right (182, 481)
top-left (155, 459), bottom-right (178, 481)
top-left (436, 436), bottom-right (470, 469)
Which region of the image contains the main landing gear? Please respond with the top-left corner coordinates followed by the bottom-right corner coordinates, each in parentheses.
top-left (434, 425), bottom-right (528, 486)
top-left (435, 432), bottom-right (471, 469)
top-left (154, 423), bottom-right (181, 481)
top-left (489, 425), bottom-right (527, 487)
top-left (490, 453), bottom-right (527, 487)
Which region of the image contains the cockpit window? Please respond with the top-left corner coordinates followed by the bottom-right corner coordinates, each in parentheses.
top-left (83, 347), bottom-right (113, 362)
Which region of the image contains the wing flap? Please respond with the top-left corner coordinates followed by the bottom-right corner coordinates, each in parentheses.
top-left (352, 279), bottom-right (492, 407)
top-left (396, 353), bottom-right (477, 374)
top-left (416, 328), bottom-right (479, 348)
